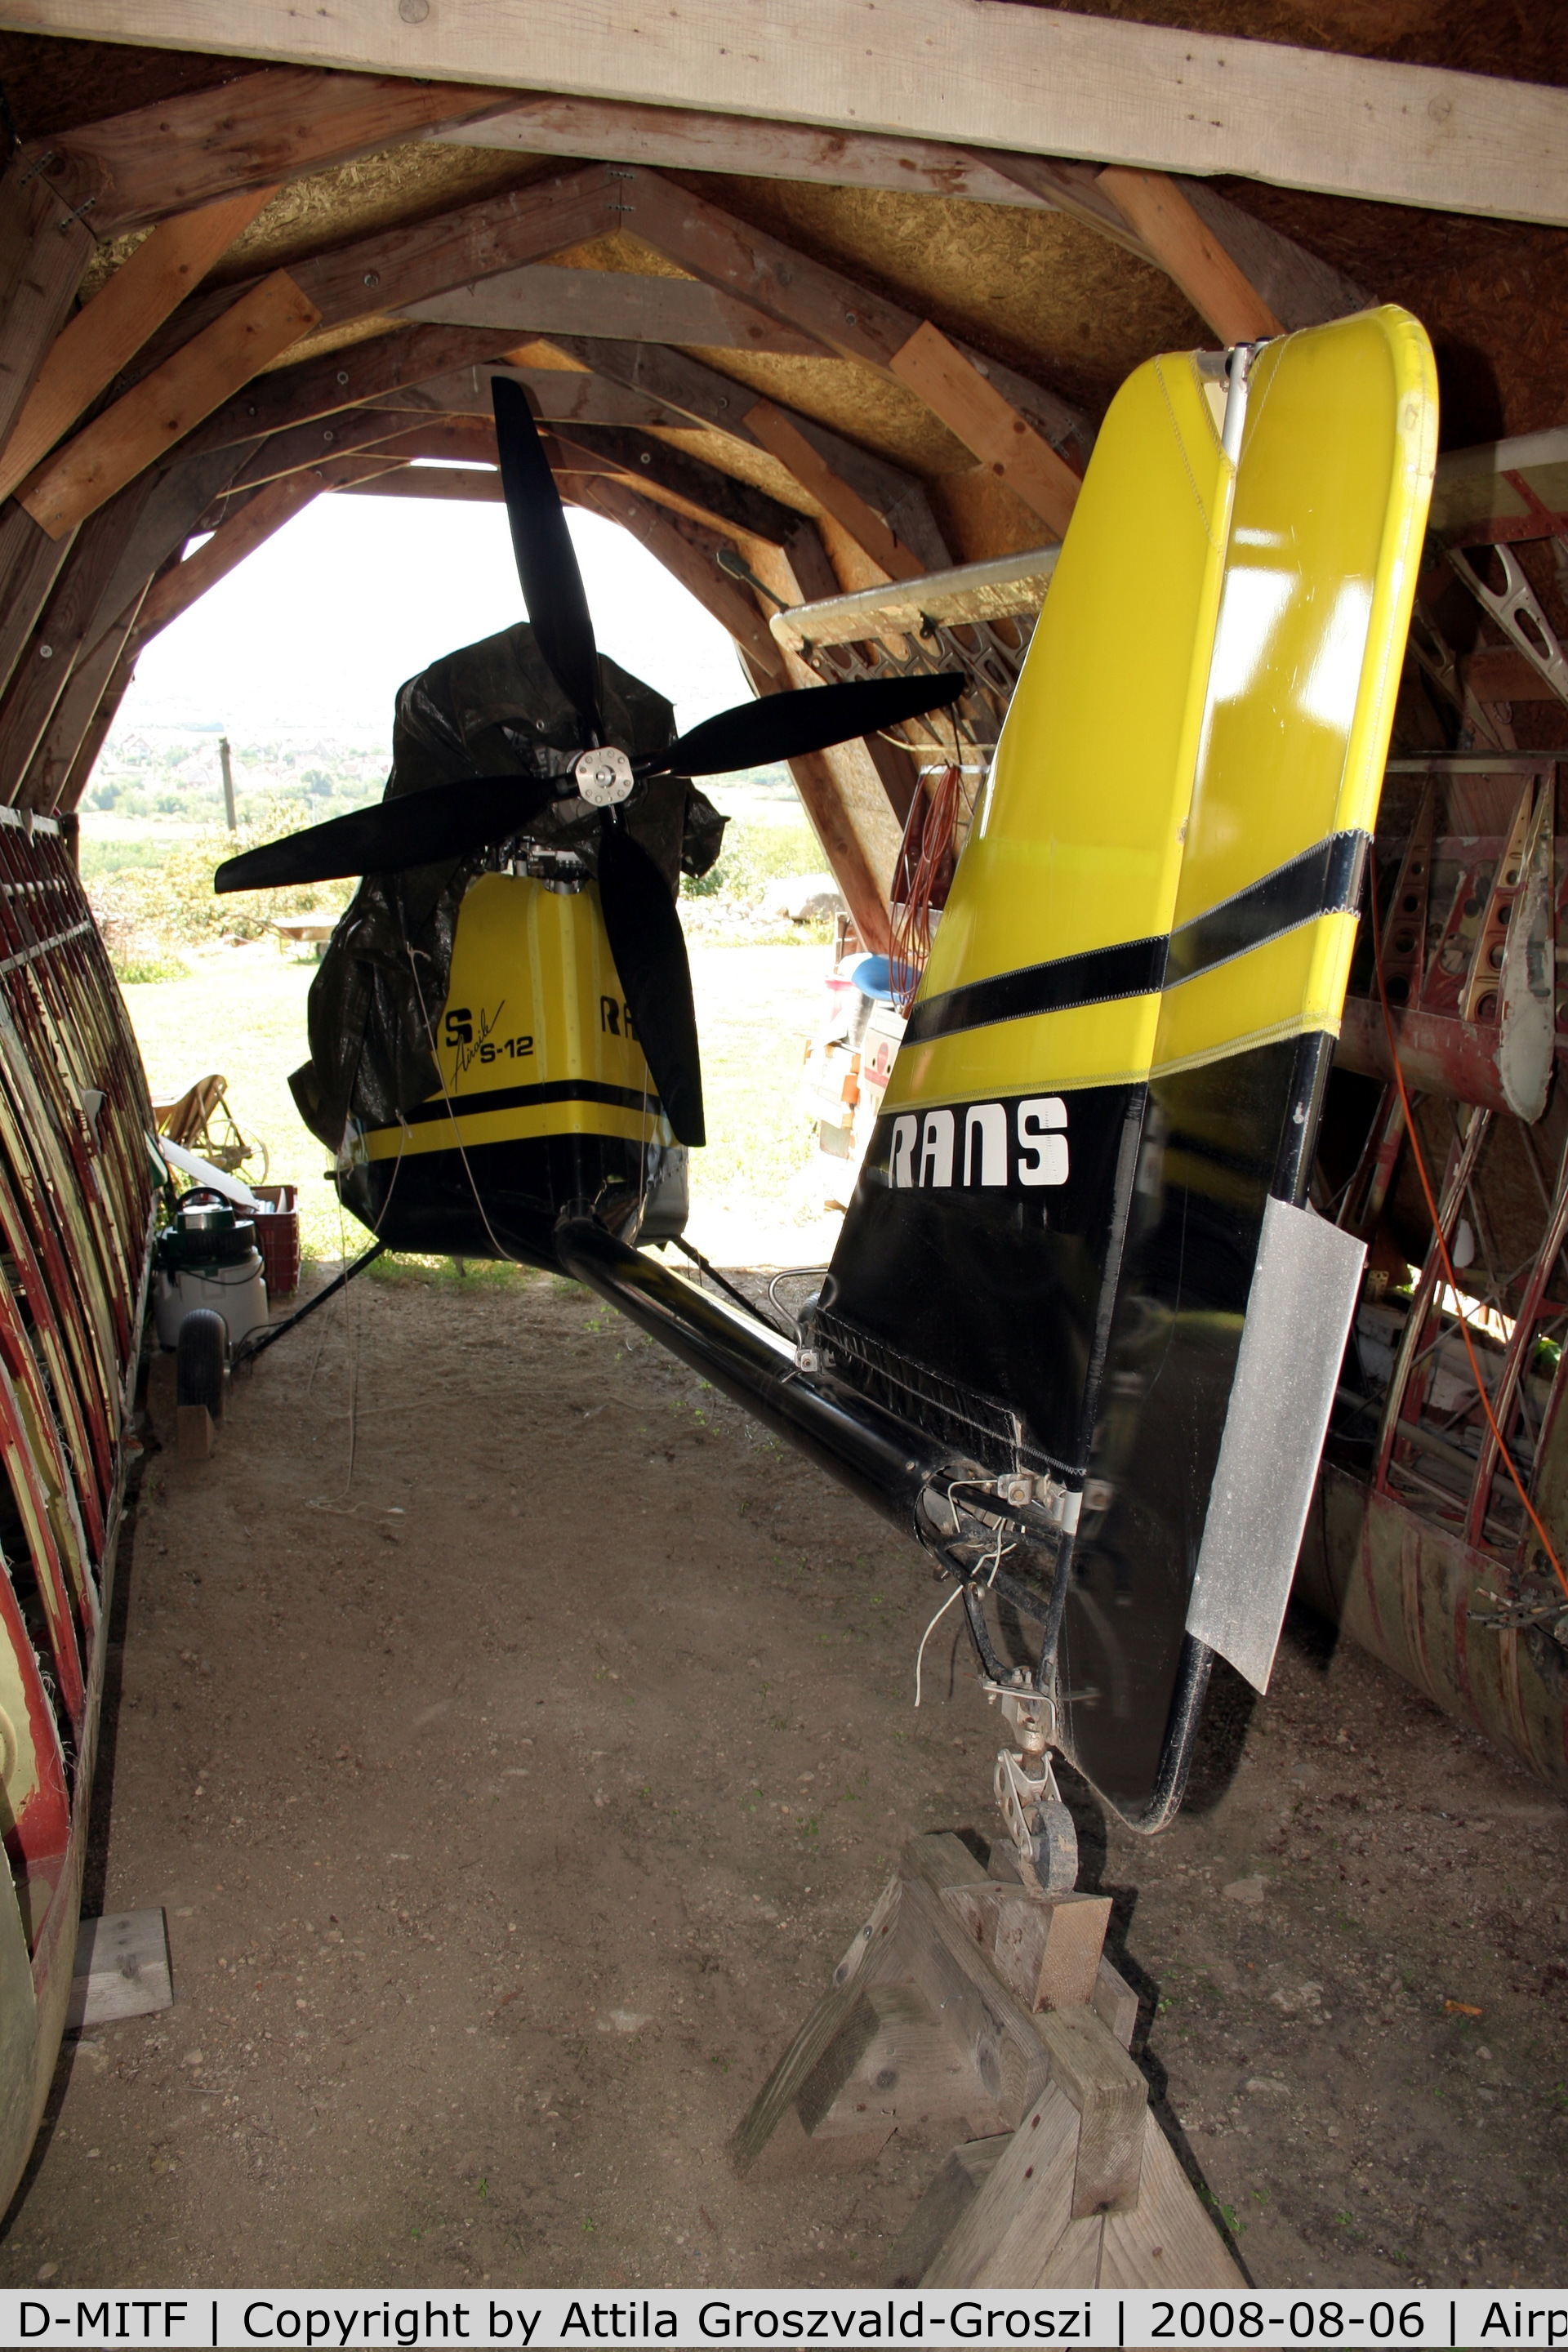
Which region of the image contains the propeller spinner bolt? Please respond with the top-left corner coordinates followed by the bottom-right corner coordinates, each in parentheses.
top-left (575, 746), bottom-right (634, 808)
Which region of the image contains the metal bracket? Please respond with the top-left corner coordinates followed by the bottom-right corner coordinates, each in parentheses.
top-left (575, 746), bottom-right (634, 807)
top-left (1448, 542), bottom-right (1568, 711)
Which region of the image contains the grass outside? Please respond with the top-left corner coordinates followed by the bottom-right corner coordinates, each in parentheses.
top-left (122, 932), bottom-right (837, 1277)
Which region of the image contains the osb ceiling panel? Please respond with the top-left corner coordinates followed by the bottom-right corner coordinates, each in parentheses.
top-left (209, 145), bottom-right (555, 287)
top-left (677, 176), bottom-right (1204, 411)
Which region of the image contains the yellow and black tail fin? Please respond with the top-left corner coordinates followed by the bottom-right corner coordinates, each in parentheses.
top-left (818, 309), bottom-right (1437, 1824)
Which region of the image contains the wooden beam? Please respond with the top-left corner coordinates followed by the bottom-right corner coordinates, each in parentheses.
top-left (122, 165), bottom-right (625, 386)
top-left (444, 98), bottom-right (1372, 333)
top-left (574, 476), bottom-right (784, 679)
top-left (0, 161), bottom-right (98, 454)
top-left (131, 456), bottom-right (386, 644)
top-left (623, 171), bottom-right (1088, 462)
top-left (0, 508), bottom-right (76, 707)
top-left (0, 441), bottom-right (252, 801)
top-left (225, 406), bottom-right (430, 492)
top-left (438, 92), bottom-right (1079, 212)
top-left (185, 323), bottom-right (540, 456)
top-left (539, 336), bottom-right (952, 568)
top-left (359, 418), bottom-right (498, 469)
top-left (550, 423), bottom-right (795, 549)
top-left (18, 598), bottom-right (146, 811)
top-left (10, 0), bottom-right (1566, 225)
top-left (286, 166), bottom-right (623, 333)
top-left (374, 364), bottom-right (693, 433)
top-left (1095, 168), bottom-right (1281, 343)
top-left (0, 482), bottom-right (158, 802)
top-left (55, 641), bottom-right (136, 815)
top-left (344, 466), bottom-right (501, 504)
top-left (743, 399), bottom-right (922, 581)
top-left (0, 185), bottom-right (277, 508)
top-left (888, 321), bottom-right (1080, 535)
top-left (16, 66), bottom-right (519, 238)
top-left (18, 270), bottom-right (320, 540)
top-left (399, 265), bottom-right (828, 357)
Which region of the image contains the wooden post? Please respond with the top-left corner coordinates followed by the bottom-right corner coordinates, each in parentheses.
top-left (0, 162), bottom-right (98, 457)
top-left (733, 1833), bottom-right (1242, 2290)
top-left (219, 737), bottom-right (237, 833)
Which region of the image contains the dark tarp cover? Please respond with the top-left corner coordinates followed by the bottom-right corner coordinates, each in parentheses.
top-left (288, 622), bottom-right (725, 1152)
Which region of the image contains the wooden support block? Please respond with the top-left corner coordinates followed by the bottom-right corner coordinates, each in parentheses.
top-left (176, 1404), bottom-right (214, 1460)
top-left (932, 1833), bottom-right (1111, 2013)
top-left (0, 185), bottom-right (276, 509)
top-left (924, 2076), bottom-right (1103, 2287)
top-left (884, 2137), bottom-right (1009, 2287)
top-left (20, 271), bottom-right (322, 540)
top-left (889, 321), bottom-right (1080, 537)
top-left (729, 1874), bottom-right (902, 2177)
top-left (1094, 1954), bottom-right (1140, 2051)
top-left (66, 1909), bottom-right (172, 2030)
top-left (1035, 2003), bottom-right (1147, 2220)
top-left (1098, 2116), bottom-right (1246, 2289)
top-left (795, 1980), bottom-right (998, 2140)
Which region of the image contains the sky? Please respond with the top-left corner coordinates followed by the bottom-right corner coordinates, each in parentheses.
top-left (112, 479), bottom-right (756, 746)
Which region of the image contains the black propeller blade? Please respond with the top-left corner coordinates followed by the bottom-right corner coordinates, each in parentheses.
top-left (214, 775), bottom-right (556, 893)
top-left (597, 823), bottom-right (705, 1148)
top-left (651, 670), bottom-right (967, 779)
top-left (492, 376), bottom-right (602, 741)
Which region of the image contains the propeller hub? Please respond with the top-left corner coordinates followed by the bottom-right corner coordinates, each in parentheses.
top-left (575, 746), bottom-right (635, 808)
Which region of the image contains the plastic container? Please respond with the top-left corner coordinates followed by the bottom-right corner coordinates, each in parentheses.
top-left (250, 1183), bottom-right (301, 1298)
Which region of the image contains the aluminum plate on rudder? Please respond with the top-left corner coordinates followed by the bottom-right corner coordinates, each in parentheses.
top-left (1185, 1197), bottom-right (1366, 1693)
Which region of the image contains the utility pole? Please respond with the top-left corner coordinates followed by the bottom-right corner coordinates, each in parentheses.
top-left (219, 735), bottom-right (237, 832)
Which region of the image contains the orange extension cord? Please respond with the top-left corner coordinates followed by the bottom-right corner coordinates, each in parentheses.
top-left (1369, 846), bottom-right (1568, 1602)
top-left (890, 764), bottom-right (963, 1014)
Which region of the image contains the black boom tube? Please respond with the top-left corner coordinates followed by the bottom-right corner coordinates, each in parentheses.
top-left (553, 1216), bottom-right (950, 1535)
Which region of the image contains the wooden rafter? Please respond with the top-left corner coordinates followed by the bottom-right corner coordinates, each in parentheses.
top-left (16, 65), bottom-right (520, 236)
top-left (1095, 170), bottom-right (1282, 344)
top-left (742, 401), bottom-right (922, 582)
top-left (185, 324), bottom-right (540, 456)
top-left (399, 265), bottom-right (828, 357)
top-left (131, 454), bottom-right (390, 645)
top-left (889, 323), bottom-right (1079, 537)
top-left (440, 96), bottom-right (1369, 339)
top-left (546, 423), bottom-right (795, 550)
top-left (6, 0), bottom-right (1563, 224)
top-left (572, 475), bottom-right (783, 679)
top-left (19, 270), bottom-right (320, 539)
top-left (344, 466), bottom-right (499, 505)
top-left (0, 184), bottom-right (278, 508)
top-left (0, 161), bottom-right (99, 454)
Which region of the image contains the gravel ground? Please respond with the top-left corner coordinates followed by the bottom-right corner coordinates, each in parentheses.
top-left (0, 1265), bottom-right (1564, 2291)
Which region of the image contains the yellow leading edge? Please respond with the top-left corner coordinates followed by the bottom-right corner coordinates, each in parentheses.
top-left (892, 307), bottom-right (1438, 1113)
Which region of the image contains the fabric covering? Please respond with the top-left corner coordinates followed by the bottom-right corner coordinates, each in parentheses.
top-left (288, 622), bottom-right (725, 1152)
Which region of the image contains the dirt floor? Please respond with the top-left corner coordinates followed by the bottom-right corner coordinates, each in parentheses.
top-left (2, 1262), bottom-right (1566, 2292)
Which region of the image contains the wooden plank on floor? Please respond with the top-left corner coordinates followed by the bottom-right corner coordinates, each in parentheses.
top-left (66, 1909), bottom-right (172, 2030)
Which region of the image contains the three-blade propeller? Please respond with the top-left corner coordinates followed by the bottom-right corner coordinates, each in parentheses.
top-left (215, 375), bottom-right (966, 1145)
